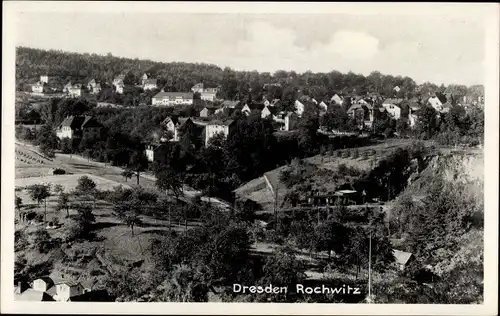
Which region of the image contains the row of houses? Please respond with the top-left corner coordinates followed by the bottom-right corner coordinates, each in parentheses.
top-left (15, 276), bottom-right (104, 302)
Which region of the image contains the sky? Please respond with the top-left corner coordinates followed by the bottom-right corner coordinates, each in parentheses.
top-left (14, 7), bottom-right (486, 86)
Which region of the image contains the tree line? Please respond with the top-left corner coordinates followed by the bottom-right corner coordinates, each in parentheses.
top-left (16, 47), bottom-right (483, 105)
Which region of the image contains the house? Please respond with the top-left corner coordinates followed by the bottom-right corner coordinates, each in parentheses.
top-left (331, 94), bottom-right (343, 105)
top-left (63, 82), bottom-right (73, 93)
top-left (141, 73), bottom-right (149, 85)
top-left (319, 101), bottom-right (328, 112)
top-left (56, 115), bottom-right (103, 140)
top-left (261, 105), bottom-right (279, 119)
top-left (31, 82), bottom-right (45, 94)
top-left (242, 103), bottom-right (265, 116)
top-left (115, 82), bottom-right (124, 94)
top-left (161, 116), bottom-right (182, 141)
top-left (408, 102), bottom-right (421, 128)
top-left (152, 92), bottom-right (194, 106)
top-left (393, 86), bottom-right (401, 93)
top-left (29, 277), bottom-right (85, 302)
top-left (143, 79), bottom-right (158, 91)
top-left (273, 112), bottom-right (299, 131)
top-left (33, 277), bottom-right (55, 292)
top-left (191, 83), bottom-right (205, 93)
top-left (16, 288), bottom-right (55, 301)
top-left (40, 75), bottom-right (50, 84)
top-left (161, 116), bottom-right (204, 142)
top-left (87, 79), bottom-right (102, 94)
top-left (220, 100), bottom-right (240, 109)
top-left (52, 280), bottom-right (85, 302)
top-left (393, 249), bottom-right (414, 271)
top-left (294, 100), bottom-right (305, 116)
top-left (427, 95), bottom-right (443, 112)
top-left (113, 74), bottom-right (125, 87)
top-left (68, 84), bottom-right (83, 97)
top-left (440, 101), bottom-right (452, 113)
top-left (93, 83), bottom-right (102, 94)
top-left (200, 105), bottom-right (219, 118)
top-left (205, 119), bottom-right (235, 146)
top-left (87, 79), bottom-right (97, 91)
top-left (201, 90), bottom-right (218, 102)
top-left (145, 143), bottom-right (168, 164)
top-left (191, 83), bottom-right (219, 101)
top-left (382, 98), bottom-right (403, 120)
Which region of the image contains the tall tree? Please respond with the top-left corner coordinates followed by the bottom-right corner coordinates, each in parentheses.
top-left (26, 184), bottom-right (51, 223)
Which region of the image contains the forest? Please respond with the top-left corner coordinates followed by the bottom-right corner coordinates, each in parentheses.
top-left (16, 47), bottom-right (484, 106)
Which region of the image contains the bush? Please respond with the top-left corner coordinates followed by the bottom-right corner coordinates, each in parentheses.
top-left (336, 150), bottom-right (342, 158)
top-left (53, 168), bottom-right (66, 175)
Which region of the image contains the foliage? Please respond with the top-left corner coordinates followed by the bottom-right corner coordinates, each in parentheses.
top-left (32, 228), bottom-right (60, 253)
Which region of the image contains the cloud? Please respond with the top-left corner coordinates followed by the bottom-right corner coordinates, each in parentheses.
top-left (324, 30), bottom-right (380, 60)
top-left (230, 22), bottom-right (381, 72)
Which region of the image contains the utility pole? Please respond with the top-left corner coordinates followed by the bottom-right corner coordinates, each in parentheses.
top-left (368, 227), bottom-right (372, 304)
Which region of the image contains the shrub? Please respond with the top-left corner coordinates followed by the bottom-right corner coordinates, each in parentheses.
top-left (53, 168), bottom-right (66, 175)
top-left (336, 150), bottom-right (342, 158)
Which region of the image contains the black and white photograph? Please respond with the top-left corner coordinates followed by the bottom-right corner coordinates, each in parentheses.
top-left (1, 2), bottom-right (498, 315)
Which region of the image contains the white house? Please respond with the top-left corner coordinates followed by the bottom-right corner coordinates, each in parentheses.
top-left (40, 75), bottom-right (50, 84)
top-left (63, 82), bottom-right (73, 93)
top-left (115, 83), bottom-right (124, 94)
top-left (31, 82), bottom-right (45, 94)
top-left (261, 105), bottom-right (278, 119)
top-left (319, 101), bottom-right (328, 112)
top-left (143, 79), bottom-right (158, 91)
top-left (32, 277), bottom-right (54, 292)
top-left (382, 99), bottom-right (403, 120)
top-left (427, 96), bottom-right (443, 112)
top-left (201, 91), bottom-right (217, 102)
top-left (56, 115), bottom-right (103, 140)
top-left (272, 111), bottom-right (298, 131)
top-left (331, 94), bottom-right (343, 105)
top-left (263, 98), bottom-right (271, 107)
top-left (68, 84), bottom-right (83, 97)
top-left (141, 73), bottom-right (149, 85)
top-left (152, 92), bottom-right (194, 106)
top-left (52, 281), bottom-right (84, 302)
top-left (294, 100), bottom-right (305, 116)
top-left (393, 86), bottom-right (401, 93)
top-left (393, 249), bottom-right (414, 271)
top-left (205, 120), bottom-right (235, 146)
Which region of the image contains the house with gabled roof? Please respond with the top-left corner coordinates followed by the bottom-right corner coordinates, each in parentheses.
top-left (382, 98), bottom-right (403, 120)
top-left (393, 249), bottom-right (414, 271)
top-left (261, 105), bottom-right (279, 119)
top-left (242, 102), bottom-right (266, 116)
top-left (205, 119), bottom-right (236, 146)
top-left (63, 82), bottom-right (73, 93)
top-left (19, 277), bottom-right (85, 302)
top-left (331, 93), bottom-right (343, 106)
top-left (294, 100), bottom-right (305, 116)
top-left (56, 115), bottom-right (103, 140)
top-left (143, 79), bottom-right (158, 91)
top-left (427, 95), bottom-right (444, 112)
top-left (31, 82), bottom-right (45, 94)
top-left (200, 105), bottom-right (220, 118)
top-left (145, 142), bottom-right (169, 164)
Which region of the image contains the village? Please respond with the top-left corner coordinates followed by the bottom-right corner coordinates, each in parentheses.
top-left (13, 46), bottom-right (485, 303)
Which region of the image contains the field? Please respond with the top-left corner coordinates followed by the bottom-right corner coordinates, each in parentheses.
top-left (14, 141), bottom-right (205, 289)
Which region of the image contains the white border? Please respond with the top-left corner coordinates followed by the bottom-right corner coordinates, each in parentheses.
top-left (2, 2), bottom-right (498, 315)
